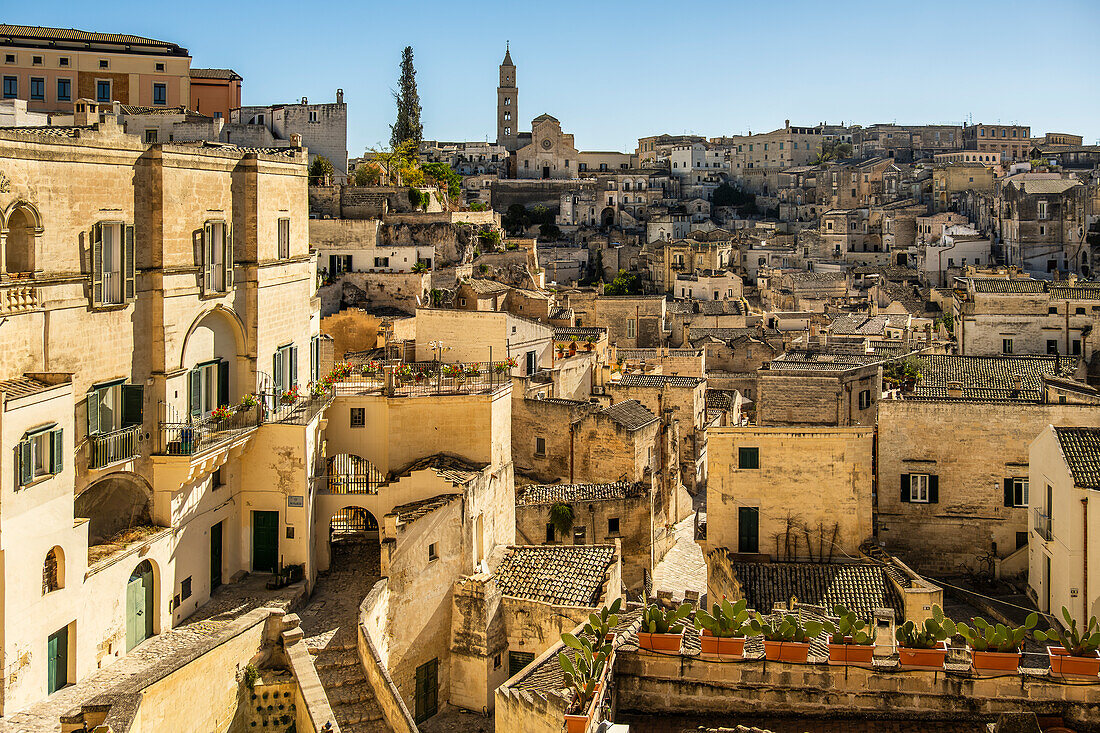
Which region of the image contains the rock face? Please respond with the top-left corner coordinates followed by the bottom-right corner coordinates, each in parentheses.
top-left (377, 222), bottom-right (477, 267)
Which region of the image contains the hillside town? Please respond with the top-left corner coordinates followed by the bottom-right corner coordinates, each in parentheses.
top-left (0, 16), bottom-right (1099, 733)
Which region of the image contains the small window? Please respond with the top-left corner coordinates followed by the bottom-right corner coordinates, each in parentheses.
top-left (144, 129), bottom-right (158, 144)
top-left (1047, 340), bottom-right (1059, 355)
top-left (56, 78), bottom-right (71, 102)
top-left (99, 59), bottom-right (109, 69)
top-left (428, 543), bottom-right (438, 561)
top-left (181, 576), bottom-right (192, 600)
top-left (16, 426), bottom-right (63, 486)
top-left (626, 319), bottom-right (636, 338)
top-left (2, 76), bottom-right (16, 98)
top-left (152, 83), bottom-right (167, 106)
top-left (1076, 307), bottom-right (1086, 315)
top-left (1049, 306), bottom-right (1059, 315)
top-left (545, 523), bottom-right (555, 542)
top-left (278, 218), bottom-right (291, 259)
top-left (608, 517), bottom-right (620, 535)
top-left (738, 447), bottom-right (759, 469)
top-left (155, 62), bottom-right (165, 72)
top-left (3, 54), bottom-right (14, 64)
top-left (1073, 340), bottom-right (1082, 356)
top-left (493, 653), bottom-right (502, 670)
top-left (96, 79), bottom-right (111, 103)
top-left (309, 110), bottom-right (319, 123)
top-left (213, 467), bottom-right (225, 488)
top-left (573, 526), bottom-right (587, 544)
top-left (910, 473), bottom-right (930, 503)
top-left (58, 57), bottom-right (70, 67)
top-left (534, 437), bottom-right (546, 457)
top-left (858, 389), bottom-right (872, 410)
top-left (1008, 478), bottom-right (1029, 508)
top-left (350, 407), bottom-right (366, 428)
top-left (43, 547), bottom-right (62, 594)
top-left (1002, 338), bottom-right (1014, 354)
top-left (29, 77), bottom-right (44, 100)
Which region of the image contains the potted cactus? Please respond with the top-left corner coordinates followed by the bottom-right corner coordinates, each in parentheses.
top-left (1035, 607), bottom-right (1100, 678)
top-left (895, 605), bottom-right (955, 669)
top-left (695, 598), bottom-right (751, 659)
top-left (749, 612), bottom-right (824, 663)
top-left (822, 604), bottom-right (876, 666)
top-left (637, 602), bottom-right (692, 653)
top-left (583, 335), bottom-right (596, 351)
top-left (582, 598), bottom-right (623, 650)
top-left (558, 634), bottom-right (607, 733)
top-left (958, 613), bottom-right (1037, 673)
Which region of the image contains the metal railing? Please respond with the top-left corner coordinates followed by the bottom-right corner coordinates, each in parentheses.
top-left (159, 404), bottom-right (262, 456)
top-left (89, 425), bottom-right (141, 469)
top-left (101, 271), bottom-right (124, 305)
top-left (1034, 508), bottom-right (1053, 542)
top-left (265, 389), bottom-right (335, 425)
top-left (330, 361), bottom-right (513, 397)
top-left (319, 454), bottom-right (385, 494)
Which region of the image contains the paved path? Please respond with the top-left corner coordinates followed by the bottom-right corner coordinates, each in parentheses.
top-left (651, 513), bottom-right (708, 606)
top-left (0, 575), bottom-right (302, 732)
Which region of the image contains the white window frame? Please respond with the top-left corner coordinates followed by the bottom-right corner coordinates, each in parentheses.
top-left (910, 473), bottom-right (930, 503)
top-left (278, 218), bottom-right (291, 259)
top-left (1012, 478), bottom-right (1029, 508)
top-left (626, 319), bottom-right (636, 339)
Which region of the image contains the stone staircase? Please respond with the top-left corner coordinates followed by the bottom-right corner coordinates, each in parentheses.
top-left (300, 539), bottom-right (391, 732)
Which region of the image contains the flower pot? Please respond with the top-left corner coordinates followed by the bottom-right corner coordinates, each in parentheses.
top-left (1048, 647), bottom-right (1100, 678)
top-left (763, 640), bottom-right (811, 663)
top-left (828, 642), bottom-right (875, 666)
top-left (898, 641), bottom-right (947, 670)
top-left (699, 631), bottom-right (746, 659)
top-left (564, 710), bottom-right (592, 733)
top-left (969, 647), bottom-right (1021, 673)
top-left (636, 631), bottom-right (683, 653)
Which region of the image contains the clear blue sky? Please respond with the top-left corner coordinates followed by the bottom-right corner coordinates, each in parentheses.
top-left (9, 0), bottom-right (1100, 154)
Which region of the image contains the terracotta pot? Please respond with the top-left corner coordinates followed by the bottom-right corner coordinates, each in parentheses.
top-left (898, 641), bottom-right (947, 669)
top-left (763, 640), bottom-right (811, 663)
top-left (1048, 646), bottom-right (1100, 678)
top-left (636, 631), bottom-right (683, 653)
top-left (969, 647), bottom-right (1021, 673)
top-left (827, 642), bottom-right (875, 666)
top-left (564, 710), bottom-right (591, 733)
top-left (699, 631), bottom-right (745, 658)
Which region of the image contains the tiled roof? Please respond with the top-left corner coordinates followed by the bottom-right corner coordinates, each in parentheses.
top-left (829, 314), bottom-right (889, 335)
top-left (548, 306), bottom-right (572, 320)
top-left (0, 376), bottom-right (54, 401)
top-left (390, 454), bottom-right (486, 485)
top-left (461, 278), bottom-right (509, 295)
top-left (1050, 285), bottom-right (1100, 301)
top-left (616, 374), bottom-right (705, 388)
top-left (1008, 178), bottom-right (1082, 195)
top-left (706, 389), bottom-right (738, 410)
top-left (689, 326), bottom-right (775, 343)
top-left (911, 354), bottom-right (1079, 401)
top-left (1055, 427), bottom-right (1100, 489)
top-left (553, 326), bottom-right (606, 340)
top-left (599, 400), bottom-right (659, 431)
top-left (729, 561), bottom-right (904, 618)
top-left (0, 24), bottom-right (187, 54)
top-left (696, 299), bottom-right (746, 316)
top-left (388, 494), bottom-right (462, 524)
top-left (492, 545), bottom-right (615, 606)
top-left (190, 68), bottom-right (242, 80)
top-left (970, 278), bottom-right (1046, 294)
top-left (616, 348), bottom-right (702, 359)
top-left (771, 350), bottom-right (884, 370)
top-left (516, 481), bottom-right (647, 506)
top-left (0, 125), bottom-right (89, 138)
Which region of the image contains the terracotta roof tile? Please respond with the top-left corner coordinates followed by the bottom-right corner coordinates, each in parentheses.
top-left (516, 481), bottom-right (647, 506)
top-left (1054, 427), bottom-right (1100, 489)
top-left (492, 545), bottom-right (616, 606)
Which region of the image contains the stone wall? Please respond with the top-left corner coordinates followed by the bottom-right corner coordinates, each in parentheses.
top-left (511, 397), bottom-right (592, 481)
top-left (357, 583), bottom-right (418, 733)
top-left (756, 364), bottom-right (880, 427)
top-left (490, 179), bottom-right (597, 212)
top-left (317, 272), bottom-right (429, 317)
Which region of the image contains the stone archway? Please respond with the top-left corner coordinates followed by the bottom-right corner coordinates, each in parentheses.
top-left (76, 473), bottom-right (153, 547)
top-left (329, 507), bottom-right (381, 574)
top-left (600, 207), bottom-right (616, 228)
top-left (4, 204), bottom-right (38, 275)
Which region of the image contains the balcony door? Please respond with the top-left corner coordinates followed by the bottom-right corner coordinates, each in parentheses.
top-left (189, 359), bottom-right (228, 418)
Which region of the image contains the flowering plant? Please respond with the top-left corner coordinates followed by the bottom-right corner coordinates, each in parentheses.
top-left (464, 364), bottom-right (481, 377)
top-left (237, 394), bottom-right (258, 410)
top-left (280, 386), bottom-right (299, 404)
top-left (310, 381), bottom-right (329, 397)
top-left (395, 365), bottom-right (414, 380)
top-left (211, 405), bottom-right (234, 422)
top-left (506, 356), bottom-right (518, 367)
top-left (362, 361), bottom-right (381, 376)
top-left (331, 362), bottom-right (352, 379)
top-left (442, 364), bottom-right (463, 377)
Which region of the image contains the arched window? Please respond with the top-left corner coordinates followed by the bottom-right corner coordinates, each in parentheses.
top-left (43, 546), bottom-right (64, 593)
top-left (5, 205), bottom-right (37, 275)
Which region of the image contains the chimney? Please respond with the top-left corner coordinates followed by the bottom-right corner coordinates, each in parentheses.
top-left (336, 88), bottom-right (344, 104)
top-left (946, 381), bottom-right (963, 398)
top-left (301, 96), bottom-right (308, 105)
top-left (785, 119), bottom-right (790, 129)
top-left (290, 133), bottom-right (303, 148)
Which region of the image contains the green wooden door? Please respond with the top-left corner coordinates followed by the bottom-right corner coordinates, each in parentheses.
top-left (252, 511), bottom-right (279, 573)
top-left (126, 560), bottom-right (154, 651)
top-left (47, 626), bottom-right (68, 694)
top-left (738, 507), bottom-right (759, 554)
top-left (210, 521), bottom-right (223, 591)
top-left (414, 658), bottom-right (438, 723)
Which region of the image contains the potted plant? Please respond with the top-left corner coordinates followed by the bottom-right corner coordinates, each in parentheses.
top-left (494, 362), bottom-right (510, 374)
top-left (395, 365), bottom-right (414, 383)
top-left (958, 613), bottom-right (1037, 673)
top-left (331, 361), bottom-right (352, 380)
top-left (822, 604), bottom-right (876, 666)
top-left (280, 387), bottom-right (299, 405)
top-left (310, 381), bottom-right (328, 397)
top-left (895, 605), bottom-right (955, 669)
top-left (1035, 607), bottom-right (1100, 678)
top-left (442, 364), bottom-right (462, 378)
top-left (556, 343), bottom-right (568, 358)
top-left (558, 634), bottom-right (607, 733)
top-left (583, 335), bottom-right (596, 351)
top-left (464, 364), bottom-right (481, 377)
top-left (237, 394), bottom-right (258, 412)
top-left (568, 341), bottom-right (577, 356)
top-left (695, 598), bottom-right (751, 659)
top-left (210, 405), bottom-right (233, 423)
top-left (749, 612), bottom-right (824, 663)
top-left (637, 602), bottom-right (692, 653)
top-left (549, 502), bottom-right (573, 541)
top-left (582, 598), bottom-right (623, 652)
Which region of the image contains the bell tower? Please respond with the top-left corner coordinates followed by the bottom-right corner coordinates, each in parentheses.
top-left (497, 44), bottom-right (518, 152)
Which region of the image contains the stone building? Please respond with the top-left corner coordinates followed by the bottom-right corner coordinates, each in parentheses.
top-left (229, 91), bottom-right (349, 182)
top-left (998, 175), bottom-right (1091, 275)
top-left (962, 122), bottom-right (1032, 161)
top-left (513, 114), bottom-right (579, 180)
top-left (931, 162), bottom-right (994, 212)
top-left (723, 122), bottom-right (823, 174)
top-left (756, 351), bottom-right (883, 427)
top-left (188, 67), bottom-right (241, 120)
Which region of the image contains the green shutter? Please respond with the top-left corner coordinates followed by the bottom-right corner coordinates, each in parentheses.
top-left (50, 429), bottom-right (63, 475)
top-left (86, 389), bottom-right (101, 435)
top-left (124, 225), bottom-right (136, 301)
top-left (91, 223), bottom-right (103, 305)
top-left (202, 223), bottom-right (213, 292)
top-left (272, 352), bottom-right (281, 393)
top-left (218, 360), bottom-right (229, 406)
top-left (224, 223), bottom-right (234, 288)
top-left (289, 346), bottom-right (298, 388)
top-left (928, 475), bottom-right (939, 504)
top-left (189, 369), bottom-right (202, 418)
top-left (17, 439), bottom-right (32, 486)
top-left (900, 474), bottom-right (910, 503)
top-left (121, 384), bottom-right (144, 428)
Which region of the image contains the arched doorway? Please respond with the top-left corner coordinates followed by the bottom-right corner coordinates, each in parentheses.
top-left (126, 560), bottom-right (155, 650)
top-left (329, 507), bottom-right (380, 574)
top-left (600, 207), bottom-right (615, 228)
top-left (5, 205), bottom-right (37, 275)
top-left (180, 308), bottom-right (246, 419)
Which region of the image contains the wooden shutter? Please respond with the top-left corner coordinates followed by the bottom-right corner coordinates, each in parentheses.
top-left (272, 352), bottom-right (282, 393)
top-left (189, 369), bottom-right (202, 418)
top-left (218, 360), bottom-right (229, 406)
top-left (928, 475), bottom-right (939, 504)
top-left (17, 439), bottom-right (32, 486)
top-left (202, 223), bottom-right (213, 292)
top-left (50, 429), bottom-right (63, 475)
top-left (289, 346), bottom-right (298, 388)
top-left (86, 389), bottom-right (101, 436)
top-left (1004, 478), bottom-right (1014, 507)
top-left (900, 473), bottom-right (910, 503)
top-left (91, 223), bottom-right (103, 305)
top-left (224, 222), bottom-right (234, 289)
top-left (121, 384), bottom-right (144, 428)
top-left (124, 225), bottom-right (135, 300)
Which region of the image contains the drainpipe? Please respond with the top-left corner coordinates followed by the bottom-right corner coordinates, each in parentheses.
top-left (1066, 302), bottom-right (1071, 356)
top-left (569, 422), bottom-right (575, 483)
top-left (1084, 497), bottom-right (1089, 623)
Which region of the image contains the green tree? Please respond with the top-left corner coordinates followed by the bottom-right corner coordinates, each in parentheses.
top-left (408, 187), bottom-right (424, 208)
top-left (308, 155), bottom-right (336, 185)
top-left (503, 204), bottom-right (530, 234)
top-left (352, 164), bottom-right (381, 186)
top-left (604, 269), bottom-right (642, 296)
top-left (390, 46), bottom-right (423, 148)
top-left (422, 161), bottom-right (463, 200)
top-left (539, 223), bottom-right (563, 241)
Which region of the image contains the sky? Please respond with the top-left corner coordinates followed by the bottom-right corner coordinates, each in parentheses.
top-left (9, 0), bottom-right (1100, 155)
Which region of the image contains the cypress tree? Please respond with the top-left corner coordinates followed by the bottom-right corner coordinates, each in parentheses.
top-left (390, 46), bottom-right (423, 148)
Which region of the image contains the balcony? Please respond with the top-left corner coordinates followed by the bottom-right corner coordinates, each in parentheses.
top-left (1, 282), bottom-right (39, 314)
top-left (88, 425), bottom-right (142, 469)
top-left (157, 404), bottom-right (262, 457)
top-left (1033, 508), bottom-right (1053, 542)
top-left (335, 360), bottom-right (513, 397)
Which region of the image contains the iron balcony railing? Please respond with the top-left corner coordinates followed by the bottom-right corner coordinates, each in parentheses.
top-left (265, 389), bottom-right (335, 425)
top-left (89, 425), bottom-right (142, 469)
top-left (159, 405), bottom-right (262, 456)
top-left (318, 453), bottom-right (385, 495)
top-left (1033, 508), bottom-right (1053, 542)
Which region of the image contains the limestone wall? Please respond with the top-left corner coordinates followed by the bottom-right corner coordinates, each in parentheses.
top-left (358, 582), bottom-right (418, 733)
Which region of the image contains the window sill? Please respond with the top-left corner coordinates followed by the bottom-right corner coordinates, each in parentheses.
top-left (18, 473), bottom-right (57, 490)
